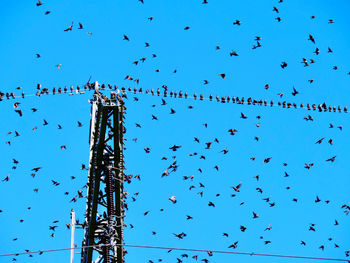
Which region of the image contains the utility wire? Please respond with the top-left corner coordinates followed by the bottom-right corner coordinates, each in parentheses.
top-left (0, 243), bottom-right (349, 262)
top-left (1, 84), bottom-right (349, 114)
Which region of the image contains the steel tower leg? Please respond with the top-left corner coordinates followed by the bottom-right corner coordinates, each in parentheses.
top-left (81, 92), bottom-right (126, 263)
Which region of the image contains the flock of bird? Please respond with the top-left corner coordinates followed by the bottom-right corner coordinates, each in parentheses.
top-left (0, 0), bottom-right (349, 262)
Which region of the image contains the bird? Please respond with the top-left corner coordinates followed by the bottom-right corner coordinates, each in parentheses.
top-left (43, 119), bottom-right (48, 126)
top-left (308, 34), bottom-right (315, 44)
top-left (208, 201), bottom-right (215, 207)
top-left (326, 156), bottom-right (336, 162)
top-left (123, 35), bottom-right (130, 41)
top-left (51, 180), bottom-right (60, 186)
top-left (233, 20), bottom-right (241, 26)
top-left (292, 87), bottom-right (299, 96)
top-left (263, 157), bottom-right (272, 163)
top-left (231, 183), bottom-right (242, 192)
top-left (281, 61), bottom-right (288, 68)
top-left (240, 112), bottom-right (248, 119)
top-left (228, 241), bottom-right (238, 249)
top-left (315, 138), bottom-right (324, 144)
top-left (36, 0), bottom-right (43, 6)
top-left (169, 145), bottom-right (181, 151)
top-left (64, 22), bottom-right (73, 31)
top-left (78, 23), bottom-right (84, 29)
top-left (184, 26), bottom-right (190, 30)
top-left (77, 121), bottom-right (83, 127)
top-left (169, 196), bottom-right (176, 204)
top-left (31, 167), bottom-right (42, 172)
top-left (252, 212), bottom-right (259, 218)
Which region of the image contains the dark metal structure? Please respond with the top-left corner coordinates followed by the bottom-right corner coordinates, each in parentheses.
top-left (81, 90), bottom-right (126, 263)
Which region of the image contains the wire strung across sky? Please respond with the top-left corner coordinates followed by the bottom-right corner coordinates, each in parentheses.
top-left (0, 243), bottom-right (349, 262)
top-left (0, 83), bottom-right (349, 114)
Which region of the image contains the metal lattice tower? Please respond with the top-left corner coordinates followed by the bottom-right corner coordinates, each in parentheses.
top-left (81, 90), bottom-right (126, 263)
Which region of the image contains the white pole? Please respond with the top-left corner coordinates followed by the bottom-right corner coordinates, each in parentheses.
top-left (70, 209), bottom-right (76, 263)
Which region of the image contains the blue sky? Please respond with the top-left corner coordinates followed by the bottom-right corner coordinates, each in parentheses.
top-left (0, 0), bottom-right (350, 262)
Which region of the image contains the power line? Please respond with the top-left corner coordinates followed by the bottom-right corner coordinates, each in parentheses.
top-left (1, 83), bottom-right (349, 114)
top-left (1, 243), bottom-right (349, 262)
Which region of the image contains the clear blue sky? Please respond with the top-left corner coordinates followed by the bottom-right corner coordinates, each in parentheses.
top-left (0, 0), bottom-right (350, 262)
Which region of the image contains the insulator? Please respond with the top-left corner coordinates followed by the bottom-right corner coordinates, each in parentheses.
top-left (270, 100), bottom-right (273, 107)
top-left (312, 104), bottom-right (316, 110)
top-left (151, 89), bottom-right (154, 95)
top-left (157, 89), bottom-right (160, 96)
top-left (185, 92), bottom-right (188, 98)
top-left (344, 106), bottom-right (348, 113)
top-left (209, 94), bottom-right (213, 101)
top-left (264, 100), bottom-right (267, 106)
top-left (193, 93), bottom-right (197, 99)
top-left (200, 94), bottom-right (203, 100)
top-left (179, 91), bottom-right (183, 98)
top-left (221, 97), bottom-right (226, 103)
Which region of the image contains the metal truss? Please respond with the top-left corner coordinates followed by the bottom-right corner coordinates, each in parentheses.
top-left (81, 90), bottom-right (126, 263)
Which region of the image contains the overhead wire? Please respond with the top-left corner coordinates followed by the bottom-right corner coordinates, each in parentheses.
top-left (0, 243), bottom-right (349, 262)
top-left (0, 83), bottom-right (348, 114)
